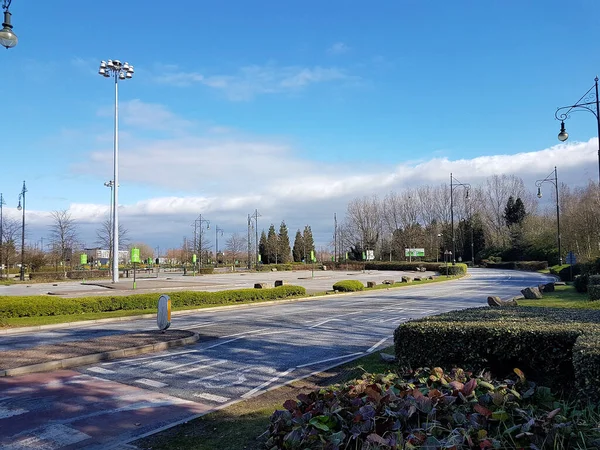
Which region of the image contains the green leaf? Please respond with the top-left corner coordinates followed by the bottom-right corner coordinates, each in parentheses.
top-left (491, 410), bottom-right (509, 421)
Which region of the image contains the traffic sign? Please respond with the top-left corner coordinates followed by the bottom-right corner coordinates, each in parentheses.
top-left (566, 251), bottom-right (576, 265)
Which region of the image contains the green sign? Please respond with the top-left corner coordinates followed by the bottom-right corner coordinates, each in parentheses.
top-left (192, 254), bottom-right (197, 263)
top-left (80, 254), bottom-right (87, 265)
top-left (258, 254), bottom-right (262, 262)
top-left (362, 251), bottom-right (366, 261)
top-left (405, 248), bottom-right (425, 257)
top-left (310, 250), bottom-right (315, 262)
top-left (131, 248), bottom-right (141, 263)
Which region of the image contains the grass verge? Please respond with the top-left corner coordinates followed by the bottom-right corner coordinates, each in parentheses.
top-left (518, 284), bottom-right (600, 309)
top-left (133, 347), bottom-right (396, 450)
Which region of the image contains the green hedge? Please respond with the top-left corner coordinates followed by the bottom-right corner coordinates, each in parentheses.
top-left (332, 280), bottom-right (364, 292)
top-left (361, 261), bottom-right (468, 275)
top-left (573, 333), bottom-right (600, 401)
top-left (393, 307), bottom-right (600, 399)
top-left (483, 261), bottom-right (548, 271)
top-left (0, 285), bottom-right (306, 318)
top-left (256, 264), bottom-right (294, 272)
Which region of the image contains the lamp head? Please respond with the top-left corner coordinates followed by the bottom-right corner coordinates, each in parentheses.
top-left (558, 121), bottom-right (569, 142)
top-left (0, 10), bottom-right (17, 49)
top-left (537, 187), bottom-right (542, 198)
top-left (17, 199), bottom-right (21, 211)
top-left (465, 189), bottom-right (470, 200)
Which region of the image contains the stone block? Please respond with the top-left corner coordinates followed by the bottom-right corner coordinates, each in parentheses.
top-left (413, 277), bottom-right (422, 281)
top-left (254, 283), bottom-right (268, 289)
top-left (367, 281), bottom-right (376, 288)
top-left (402, 276), bottom-right (413, 283)
top-left (274, 280), bottom-right (284, 287)
top-left (382, 279), bottom-right (394, 285)
top-left (521, 286), bottom-right (543, 299)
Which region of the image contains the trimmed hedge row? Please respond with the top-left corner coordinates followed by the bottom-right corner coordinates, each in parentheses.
top-left (332, 280), bottom-right (364, 292)
top-left (0, 285), bottom-right (306, 318)
top-left (362, 261), bottom-right (468, 275)
top-left (394, 307), bottom-right (600, 400)
top-left (483, 261), bottom-right (548, 271)
top-left (256, 264), bottom-right (294, 272)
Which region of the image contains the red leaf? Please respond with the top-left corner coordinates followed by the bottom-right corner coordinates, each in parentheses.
top-left (462, 378), bottom-right (477, 396)
top-left (283, 399), bottom-right (298, 411)
top-left (474, 403), bottom-right (493, 418)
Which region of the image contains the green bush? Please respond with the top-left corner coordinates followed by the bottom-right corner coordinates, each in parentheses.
top-left (589, 285), bottom-right (600, 301)
top-left (573, 333), bottom-right (600, 401)
top-left (265, 367), bottom-right (600, 449)
top-left (332, 280), bottom-right (364, 292)
top-left (256, 264), bottom-right (294, 272)
top-left (393, 307), bottom-right (600, 398)
top-left (483, 261), bottom-right (548, 271)
top-left (574, 273), bottom-right (590, 293)
top-left (363, 261), bottom-right (468, 276)
top-left (0, 285), bottom-right (306, 319)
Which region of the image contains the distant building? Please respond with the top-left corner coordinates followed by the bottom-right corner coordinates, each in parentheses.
top-left (84, 248), bottom-right (129, 265)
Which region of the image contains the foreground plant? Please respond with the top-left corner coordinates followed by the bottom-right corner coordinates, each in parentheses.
top-left (265, 367), bottom-right (600, 449)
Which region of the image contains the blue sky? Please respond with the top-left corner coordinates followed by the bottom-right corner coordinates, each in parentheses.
top-left (2, 0), bottom-right (600, 252)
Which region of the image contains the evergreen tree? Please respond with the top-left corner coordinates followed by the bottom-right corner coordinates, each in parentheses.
top-left (292, 230), bottom-right (304, 262)
top-left (278, 221), bottom-right (291, 263)
top-left (258, 230), bottom-right (267, 264)
top-left (303, 225), bottom-right (315, 261)
top-left (266, 224), bottom-right (278, 264)
top-left (504, 196), bottom-right (526, 227)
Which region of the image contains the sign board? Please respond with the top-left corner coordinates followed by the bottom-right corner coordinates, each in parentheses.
top-left (192, 254), bottom-right (197, 263)
top-left (366, 249), bottom-right (375, 261)
top-left (131, 248), bottom-right (141, 263)
top-left (80, 254), bottom-right (87, 265)
top-left (157, 295), bottom-right (171, 331)
top-left (566, 251), bottom-right (576, 265)
top-left (405, 248), bottom-right (425, 257)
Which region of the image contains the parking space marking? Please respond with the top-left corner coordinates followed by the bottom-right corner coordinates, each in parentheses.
top-left (297, 352), bottom-right (364, 368)
top-left (135, 379), bottom-right (168, 388)
top-left (194, 392), bottom-right (231, 403)
top-left (87, 367), bottom-right (115, 374)
top-left (242, 368), bottom-right (295, 399)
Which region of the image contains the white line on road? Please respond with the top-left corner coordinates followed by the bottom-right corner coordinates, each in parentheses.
top-left (242, 368), bottom-right (295, 399)
top-left (297, 352), bottom-right (364, 368)
top-left (310, 319), bottom-right (341, 328)
top-left (179, 359), bottom-right (228, 375)
top-left (161, 358), bottom-right (212, 372)
top-left (220, 328), bottom-right (269, 339)
top-left (102, 349), bottom-right (199, 365)
top-left (194, 392), bottom-right (231, 403)
top-left (0, 405), bottom-right (28, 419)
top-left (135, 379), bottom-right (168, 388)
top-left (87, 367), bottom-right (115, 374)
top-left (367, 338), bottom-right (388, 353)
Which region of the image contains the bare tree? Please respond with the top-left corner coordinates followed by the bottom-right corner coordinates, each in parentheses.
top-left (1, 217), bottom-right (20, 277)
top-left (48, 210), bottom-right (79, 274)
top-left (95, 219), bottom-right (130, 271)
top-left (226, 233), bottom-right (248, 267)
top-left (345, 195), bottom-right (383, 257)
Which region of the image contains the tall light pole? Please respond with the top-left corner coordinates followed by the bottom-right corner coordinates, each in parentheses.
top-left (250, 209), bottom-right (260, 268)
top-left (215, 226), bottom-right (223, 264)
top-left (450, 173), bottom-right (470, 264)
top-left (98, 59), bottom-right (134, 282)
top-left (0, 0), bottom-right (17, 49)
top-left (16, 181), bottom-right (26, 281)
top-left (195, 215), bottom-right (210, 267)
top-left (104, 180), bottom-right (114, 273)
top-left (536, 166), bottom-right (562, 266)
top-left (555, 77), bottom-right (600, 183)
top-left (0, 193), bottom-right (4, 279)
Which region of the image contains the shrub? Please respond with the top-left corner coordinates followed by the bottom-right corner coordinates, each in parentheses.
top-left (332, 280), bottom-right (364, 292)
top-left (256, 264), bottom-right (294, 272)
top-left (483, 261), bottom-right (548, 271)
top-left (573, 333), bottom-right (600, 402)
top-left (589, 275), bottom-right (600, 301)
top-left (265, 367), bottom-right (600, 450)
top-left (0, 285), bottom-right (306, 319)
top-left (574, 273), bottom-right (590, 293)
top-left (393, 307), bottom-right (600, 398)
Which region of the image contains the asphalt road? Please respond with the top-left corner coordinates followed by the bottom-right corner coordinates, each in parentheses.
top-left (0, 268), bottom-right (552, 449)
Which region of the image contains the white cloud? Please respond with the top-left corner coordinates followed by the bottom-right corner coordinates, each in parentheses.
top-left (152, 63), bottom-right (356, 100)
top-left (327, 42), bottom-right (350, 55)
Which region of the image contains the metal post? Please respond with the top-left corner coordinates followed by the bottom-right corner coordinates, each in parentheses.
top-left (112, 74), bottom-right (119, 283)
top-left (596, 77), bottom-right (600, 184)
top-left (555, 167), bottom-right (562, 266)
top-left (18, 181), bottom-right (26, 281)
top-left (450, 173), bottom-right (455, 264)
top-left (334, 212), bottom-right (337, 263)
top-left (0, 193), bottom-right (3, 279)
top-left (247, 214), bottom-right (251, 270)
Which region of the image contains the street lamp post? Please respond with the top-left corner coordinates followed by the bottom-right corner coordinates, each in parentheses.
top-left (104, 180), bottom-right (114, 274)
top-left (17, 181), bottom-right (26, 281)
top-left (195, 215), bottom-right (210, 267)
top-left (450, 173), bottom-right (471, 265)
top-left (555, 77), bottom-right (600, 183)
top-left (536, 166), bottom-right (562, 266)
top-left (215, 226), bottom-right (224, 265)
top-left (98, 59), bottom-right (134, 283)
top-left (0, 0), bottom-right (17, 49)
top-left (0, 193), bottom-right (4, 279)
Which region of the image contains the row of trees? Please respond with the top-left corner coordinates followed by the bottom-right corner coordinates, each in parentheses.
top-left (337, 174), bottom-right (600, 265)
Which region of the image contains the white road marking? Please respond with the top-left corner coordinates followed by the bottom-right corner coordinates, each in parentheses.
top-left (179, 359), bottom-right (228, 375)
top-left (220, 328), bottom-right (269, 339)
top-left (310, 319), bottom-right (341, 328)
top-left (297, 352), bottom-right (364, 368)
top-left (102, 349), bottom-right (199, 365)
top-left (367, 337), bottom-right (388, 353)
top-left (87, 367), bottom-right (115, 374)
top-left (0, 405), bottom-right (28, 419)
top-left (4, 424), bottom-right (90, 449)
top-left (135, 379), bottom-right (168, 388)
top-left (241, 368), bottom-right (295, 399)
top-left (161, 358), bottom-right (212, 372)
top-left (194, 392), bottom-right (231, 403)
